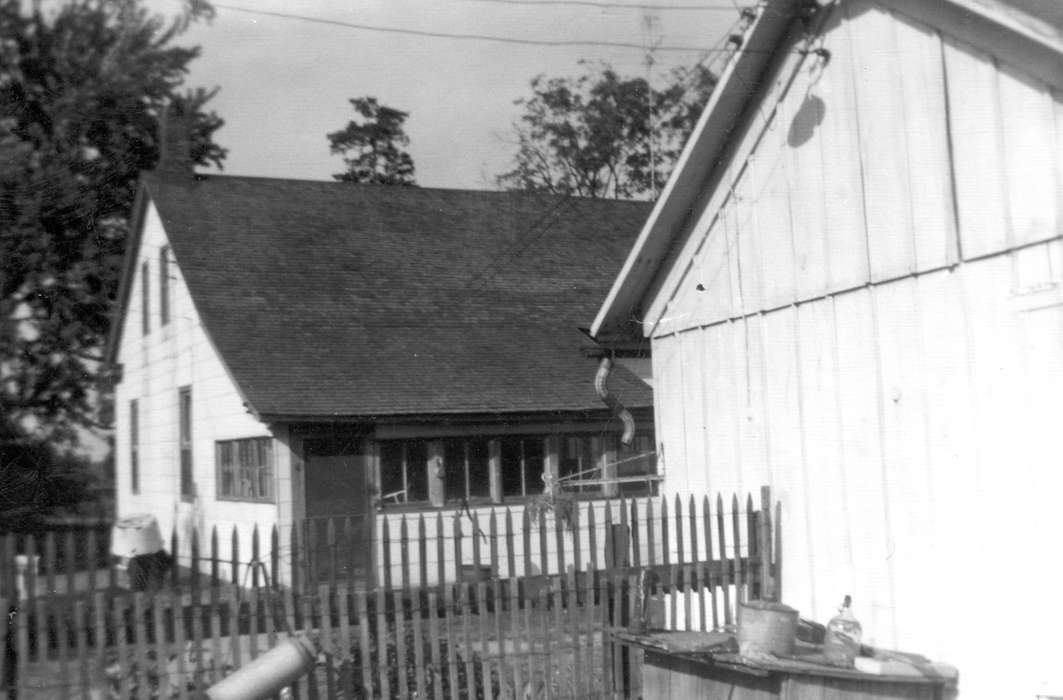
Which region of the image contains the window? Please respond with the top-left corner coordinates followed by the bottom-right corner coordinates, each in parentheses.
top-left (500, 437), bottom-right (543, 498)
top-left (444, 438), bottom-right (490, 501)
top-left (217, 437), bottom-right (274, 501)
top-left (561, 435), bottom-right (595, 493)
top-left (179, 386), bottom-right (194, 500)
top-left (380, 440), bottom-right (428, 503)
top-left (141, 260), bottom-right (150, 335)
top-left (130, 399), bottom-right (139, 494)
top-left (617, 435), bottom-right (658, 496)
top-left (159, 245), bottom-right (170, 326)
top-left (374, 430), bottom-right (657, 508)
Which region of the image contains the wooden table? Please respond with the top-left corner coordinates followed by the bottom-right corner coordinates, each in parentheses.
top-left (613, 630), bottom-right (956, 700)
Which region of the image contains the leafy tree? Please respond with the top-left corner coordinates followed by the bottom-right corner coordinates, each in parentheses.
top-left (498, 61), bottom-right (716, 200)
top-left (328, 97), bottom-right (416, 185)
top-left (0, 0), bottom-right (226, 451)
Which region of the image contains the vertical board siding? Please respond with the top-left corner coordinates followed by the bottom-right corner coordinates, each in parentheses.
top-left (997, 63), bottom-right (1060, 246)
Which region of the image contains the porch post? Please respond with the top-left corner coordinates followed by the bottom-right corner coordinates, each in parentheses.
top-left (427, 440), bottom-right (445, 507)
top-left (543, 435), bottom-right (561, 486)
top-left (598, 434), bottom-right (619, 498)
top-left (488, 438), bottom-right (503, 503)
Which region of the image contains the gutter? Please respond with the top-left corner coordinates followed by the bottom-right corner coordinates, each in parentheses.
top-left (594, 357), bottom-right (636, 447)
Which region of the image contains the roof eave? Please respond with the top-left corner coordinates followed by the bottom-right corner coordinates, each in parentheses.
top-left (590, 0), bottom-right (1063, 342)
top-left (590, 0), bottom-right (805, 341)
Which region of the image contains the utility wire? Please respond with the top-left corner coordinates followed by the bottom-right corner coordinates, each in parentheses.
top-left (468, 0), bottom-right (752, 10)
top-left (211, 3), bottom-right (755, 53)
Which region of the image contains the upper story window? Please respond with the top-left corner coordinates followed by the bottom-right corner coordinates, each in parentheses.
top-left (179, 386), bottom-right (194, 500)
top-left (159, 245), bottom-right (171, 326)
top-left (217, 437), bottom-right (274, 502)
top-left (130, 399), bottom-right (140, 494)
top-left (140, 260), bottom-right (150, 335)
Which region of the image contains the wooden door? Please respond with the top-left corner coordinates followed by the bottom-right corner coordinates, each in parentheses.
top-left (304, 452), bottom-right (372, 586)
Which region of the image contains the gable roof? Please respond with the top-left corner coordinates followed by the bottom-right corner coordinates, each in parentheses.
top-left (591, 0), bottom-right (1063, 340)
top-left (109, 173), bottom-right (653, 421)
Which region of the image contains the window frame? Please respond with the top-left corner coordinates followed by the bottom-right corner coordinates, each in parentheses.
top-left (159, 245), bottom-right (171, 326)
top-left (178, 386), bottom-right (194, 501)
top-left (215, 437), bottom-right (275, 503)
top-left (141, 260), bottom-right (150, 335)
top-left (375, 430), bottom-right (657, 510)
top-left (130, 399), bottom-right (140, 494)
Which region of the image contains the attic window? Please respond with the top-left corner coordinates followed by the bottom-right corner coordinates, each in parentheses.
top-left (141, 260), bottom-right (150, 335)
top-left (160, 245), bottom-right (171, 326)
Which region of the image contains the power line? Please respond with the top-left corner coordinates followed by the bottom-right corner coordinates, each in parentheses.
top-left (468, 0), bottom-right (751, 10)
top-left (210, 3), bottom-right (747, 53)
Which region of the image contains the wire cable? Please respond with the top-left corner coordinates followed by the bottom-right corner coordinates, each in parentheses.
top-left (211, 3), bottom-right (761, 54)
top-left (467, 0), bottom-right (753, 10)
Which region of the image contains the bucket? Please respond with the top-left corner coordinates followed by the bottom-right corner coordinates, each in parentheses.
top-left (111, 514), bottom-right (165, 558)
top-left (737, 600), bottom-right (798, 657)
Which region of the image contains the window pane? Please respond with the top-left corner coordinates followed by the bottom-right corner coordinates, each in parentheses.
top-left (466, 439), bottom-right (490, 498)
top-left (159, 246), bottom-right (170, 326)
top-left (404, 441), bottom-right (428, 502)
top-left (380, 442), bottom-right (407, 502)
top-left (130, 400), bottom-right (139, 494)
top-left (141, 261), bottom-right (150, 335)
top-left (619, 434), bottom-right (657, 496)
top-left (500, 438), bottom-right (526, 497)
top-left (443, 439), bottom-right (466, 500)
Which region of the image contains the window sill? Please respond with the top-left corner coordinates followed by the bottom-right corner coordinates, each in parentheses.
top-left (216, 496), bottom-right (276, 504)
top-left (375, 490), bottom-right (657, 514)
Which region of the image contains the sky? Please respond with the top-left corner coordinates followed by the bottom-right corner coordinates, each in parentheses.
top-left (141, 0), bottom-right (744, 190)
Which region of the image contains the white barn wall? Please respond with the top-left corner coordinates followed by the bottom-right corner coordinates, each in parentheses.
top-left (642, 2), bottom-right (1063, 696)
top-left (114, 201), bottom-right (287, 581)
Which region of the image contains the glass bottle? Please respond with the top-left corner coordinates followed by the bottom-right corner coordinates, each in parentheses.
top-left (823, 594), bottom-right (862, 666)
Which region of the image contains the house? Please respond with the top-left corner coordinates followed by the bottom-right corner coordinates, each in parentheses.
top-left (104, 168), bottom-right (656, 589)
top-left (592, 0), bottom-right (1063, 697)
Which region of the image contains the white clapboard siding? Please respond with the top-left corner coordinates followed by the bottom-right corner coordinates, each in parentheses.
top-left (115, 201), bottom-right (284, 575)
top-left (640, 1), bottom-right (1063, 696)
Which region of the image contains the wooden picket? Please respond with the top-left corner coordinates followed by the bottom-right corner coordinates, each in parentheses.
top-left (1, 489), bottom-right (779, 699)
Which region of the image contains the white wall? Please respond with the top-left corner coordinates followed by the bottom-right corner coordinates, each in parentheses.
top-left (644, 2), bottom-right (1063, 697)
top-left (114, 201), bottom-right (291, 583)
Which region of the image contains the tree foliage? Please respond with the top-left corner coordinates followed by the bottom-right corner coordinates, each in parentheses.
top-left (0, 0), bottom-right (226, 446)
top-left (328, 97), bottom-right (416, 186)
top-left (498, 61), bottom-right (716, 200)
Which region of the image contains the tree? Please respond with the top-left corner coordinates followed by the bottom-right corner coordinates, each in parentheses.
top-left (498, 61), bottom-right (716, 200)
top-left (328, 97), bottom-right (416, 185)
top-left (0, 0), bottom-right (226, 448)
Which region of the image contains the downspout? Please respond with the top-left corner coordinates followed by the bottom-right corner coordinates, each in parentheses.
top-left (595, 356), bottom-right (636, 447)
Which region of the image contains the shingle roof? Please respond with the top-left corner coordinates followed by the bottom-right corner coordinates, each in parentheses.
top-left (129, 173), bottom-right (653, 419)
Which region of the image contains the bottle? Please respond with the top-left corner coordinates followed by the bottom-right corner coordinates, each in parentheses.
top-left (823, 595), bottom-right (862, 667)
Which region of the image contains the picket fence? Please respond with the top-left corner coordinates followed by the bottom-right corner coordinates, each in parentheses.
top-left (0, 489), bottom-right (781, 699)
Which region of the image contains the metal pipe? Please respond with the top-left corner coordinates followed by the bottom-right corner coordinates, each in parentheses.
top-left (193, 634), bottom-right (318, 700)
top-left (594, 356), bottom-right (636, 447)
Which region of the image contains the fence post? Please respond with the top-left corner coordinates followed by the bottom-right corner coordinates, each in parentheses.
top-left (716, 494), bottom-right (732, 626)
top-left (760, 486), bottom-right (773, 601)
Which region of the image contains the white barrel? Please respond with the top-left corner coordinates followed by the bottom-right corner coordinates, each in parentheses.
top-left (206, 635), bottom-right (317, 700)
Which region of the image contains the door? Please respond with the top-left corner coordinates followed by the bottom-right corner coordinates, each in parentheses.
top-left (303, 446), bottom-right (373, 587)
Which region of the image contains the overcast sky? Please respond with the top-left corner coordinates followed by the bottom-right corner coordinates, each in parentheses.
top-left (141, 0), bottom-right (742, 190)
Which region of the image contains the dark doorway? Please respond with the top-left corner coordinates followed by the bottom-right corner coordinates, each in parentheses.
top-left (303, 437), bottom-right (373, 587)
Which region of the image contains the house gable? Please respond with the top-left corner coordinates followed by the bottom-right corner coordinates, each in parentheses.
top-left (113, 197), bottom-right (283, 549)
top-left (593, 0), bottom-right (1063, 341)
